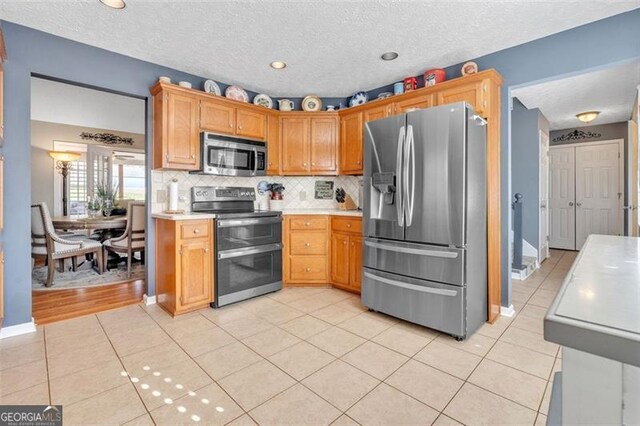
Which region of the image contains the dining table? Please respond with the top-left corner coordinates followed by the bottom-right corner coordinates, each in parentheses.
top-left (52, 214), bottom-right (127, 232)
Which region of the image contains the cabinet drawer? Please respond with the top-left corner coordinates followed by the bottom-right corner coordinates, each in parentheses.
top-left (289, 256), bottom-right (327, 281)
top-left (289, 216), bottom-right (328, 230)
top-left (179, 221), bottom-right (211, 239)
top-left (289, 232), bottom-right (327, 255)
top-left (331, 217), bottom-right (362, 234)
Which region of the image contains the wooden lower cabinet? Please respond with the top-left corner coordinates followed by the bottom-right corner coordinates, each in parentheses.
top-left (156, 219), bottom-right (214, 315)
top-left (330, 216), bottom-right (363, 293)
top-left (283, 215), bottom-right (329, 285)
top-left (283, 214), bottom-right (363, 293)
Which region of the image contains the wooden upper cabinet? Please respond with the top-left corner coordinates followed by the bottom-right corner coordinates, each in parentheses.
top-left (200, 100), bottom-right (235, 135)
top-left (310, 117), bottom-right (338, 173)
top-left (339, 111), bottom-right (364, 175)
top-left (394, 93), bottom-right (434, 114)
top-left (236, 107), bottom-right (267, 140)
top-left (164, 91), bottom-right (200, 170)
top-left (280, 117), bottom-right (310, 174)
top-left (436, 80), bottom-right (487, 116)
top-left (364, 104), bottom-right (390, 123)
top-left (266, 113), bottom-right (280, 175)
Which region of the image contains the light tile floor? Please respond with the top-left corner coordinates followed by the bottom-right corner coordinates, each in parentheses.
top-left (0, 249), bottom-right (575, 425)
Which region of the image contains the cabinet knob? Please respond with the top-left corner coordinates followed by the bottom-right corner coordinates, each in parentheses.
top-left (346, 223), bottom-right (351, 228)
top-left (305, 242), bottom-right (311, 247)
top-left (193, 228), bottom-right (201, 234)
top-left (305, 222), bottom-right (310, 226)
top-left (238, 125), bottom-right (243, 130)
top-left (343, 240), bottom-right (347, 245)
top-left (356, 161), bottom-right (361, 165)
top-left (311, 162), bottom-right (315, 166)
top-left (269, 162), bottom-right (273, 166)
top-left (204, 248), bottom-right (209, 253)
top-left (306, 267), bottom-right (311, 272)
top-left (191, 154), bottom-right (196, 159)
top-left (303, 162), bottom-right (308, 167)
top-left (351, 242), bottom-right (354, 247)
top-left (229, 123), bottom-right (233, 128)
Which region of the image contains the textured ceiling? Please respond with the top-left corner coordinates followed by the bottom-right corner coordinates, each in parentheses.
top-left (1, 1), bottom-right (638, 97)
top-left (513, 60), bottom-right (640, 130)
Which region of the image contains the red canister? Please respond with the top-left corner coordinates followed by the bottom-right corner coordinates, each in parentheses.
top-left (423, 68), bottom-right (446, 87)
top-left (403, 76), bottom-right (418, 92)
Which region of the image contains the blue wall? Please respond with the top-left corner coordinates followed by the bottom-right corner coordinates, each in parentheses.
top-left (2, 9), bottom-right (640, 326)
top-left (511, 98), bottom-right (547, 252)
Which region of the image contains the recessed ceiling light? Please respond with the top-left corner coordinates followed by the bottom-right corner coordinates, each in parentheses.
top-left (270, 61), bottom-right (287, 70)
top-left (576, 111), bottom-right (600, 123)
top-left (99, 0), bottom-right (126, 9)
top-left (381, 52), bottom-right (399, 61)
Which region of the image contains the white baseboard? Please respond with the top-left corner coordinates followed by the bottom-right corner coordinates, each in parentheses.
top-left (0, 318), bottom-right (37, 339)
top-left (501, 305), bottom-right (516, 318)
top-left (143, 294), bottom-right (156, 306)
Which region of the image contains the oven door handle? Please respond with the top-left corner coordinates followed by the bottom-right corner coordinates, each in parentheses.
top-left (218, 243), bottom-right (282, 260)
top-left (217, 216), bottom-right (282, 228)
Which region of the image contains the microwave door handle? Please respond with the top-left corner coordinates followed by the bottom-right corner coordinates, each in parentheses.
top-left (252, 148), bottom-right (258, 176)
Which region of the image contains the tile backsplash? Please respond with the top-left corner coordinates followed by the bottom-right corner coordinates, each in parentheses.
top-left (151, 170), bottom-right (362, 213)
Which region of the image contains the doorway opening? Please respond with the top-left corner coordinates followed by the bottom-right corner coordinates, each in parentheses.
top-left (30, 76), bottom-right (147, 324)
top-left (510, 59), bottom-right (639, 276)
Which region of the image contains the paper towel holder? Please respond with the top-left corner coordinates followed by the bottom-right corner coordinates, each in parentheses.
top-left (163, 177), bottom-right (185, 215)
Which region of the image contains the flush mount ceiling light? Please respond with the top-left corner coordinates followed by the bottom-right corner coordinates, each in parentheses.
top-left (576, 111), bottom-right (600, 123)
top-left (381, 51), bottom-right (399, 61)
top-left (270, 61), bottom-right (287, 70)
top-left (99, 0), bottom-right (126, 9)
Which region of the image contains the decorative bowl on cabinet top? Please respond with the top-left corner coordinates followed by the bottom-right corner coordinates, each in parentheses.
top-left (302, 95), bottom-right (322, 112)
top-left (204, 79), bottom-right (221, 95)
top-left (253, 93), bottom-right (274, 109)
top-left (349, 91), bottom-right (368, 107)
top-left (225, 85), bottom-right (249, 102)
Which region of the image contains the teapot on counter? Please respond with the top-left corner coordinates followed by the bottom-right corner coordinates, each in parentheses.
top-left (278, 99), bottom-right (294, 111)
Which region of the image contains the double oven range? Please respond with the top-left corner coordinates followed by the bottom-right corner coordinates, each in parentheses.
top-left (191, 186), bottom-right (282, 308)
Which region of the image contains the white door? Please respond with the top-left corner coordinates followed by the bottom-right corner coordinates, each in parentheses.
top-left (575, 143), bottom-right (622, 249)
top-left (549, 147), bottom-right (576, 250)
top-left (539, 131), bottom-right (550, 260)
top-left (627, 120), bottom-right (639, 236)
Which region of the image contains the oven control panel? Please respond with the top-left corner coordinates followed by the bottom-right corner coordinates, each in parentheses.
top-left (192, 186), bottom-right (256, 202)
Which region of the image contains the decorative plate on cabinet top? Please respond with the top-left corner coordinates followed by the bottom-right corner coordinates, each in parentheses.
top-left (225, 85), bottom-right (249, 103)
top-left (461, 61), bottom-right (478, 76)
top-left (349, 91), bottom-right (368, 107)
top-left (204, 80), bottom-right (221, 96)
top-left (253, 93), bottom-right (274, 109)
top-left (377, 92), bottom-right (393, 99)
top-left (301, 95), bottom-right (322, 112)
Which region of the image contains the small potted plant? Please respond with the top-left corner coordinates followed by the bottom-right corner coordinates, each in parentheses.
top-left (267, 182), bottom-right (285, 210)
top-left (95, 181), bottom-right (119, 216)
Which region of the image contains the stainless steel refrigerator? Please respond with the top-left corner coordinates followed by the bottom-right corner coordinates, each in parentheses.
top-left (362, 102), bottom-right (487, 340)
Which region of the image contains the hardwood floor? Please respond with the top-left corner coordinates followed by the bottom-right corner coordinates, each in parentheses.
top-left (32, 280), bottom-right (145, 325)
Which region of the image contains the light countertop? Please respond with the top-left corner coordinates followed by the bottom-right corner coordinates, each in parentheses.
top-left (544, 235), bottom-right (640, 367)
top-left (152, 209), bottom-right (362, 221)
top-left (280, 209), bottom-right (362, 217)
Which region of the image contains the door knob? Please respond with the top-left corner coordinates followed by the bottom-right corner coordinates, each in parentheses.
top-left (576, 202), bottom-right (582, 207)
top-left (569, 202), bottom-right (574, 206)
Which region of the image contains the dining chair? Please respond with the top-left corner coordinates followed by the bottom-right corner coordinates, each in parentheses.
top-left (103, 202), bottom-right (146, 277)
top-left (31, 203), bottom-right (104, 287)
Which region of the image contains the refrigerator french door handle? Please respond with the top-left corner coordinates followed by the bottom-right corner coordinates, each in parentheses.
top-left (364, 272), bottom-right (459, 297)
top-left (396, 126), bottom-right (406, 227)
top-left (404, 125), bottom-right (416, 227)
top-left (364, 239), bottom-right (459, 258)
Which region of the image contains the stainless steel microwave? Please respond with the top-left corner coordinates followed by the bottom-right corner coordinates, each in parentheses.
top-left (196, 132), bottom-right (267, 177)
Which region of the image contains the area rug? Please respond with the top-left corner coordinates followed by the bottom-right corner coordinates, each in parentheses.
top-left (32, 262), bottom-right (145, 290)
